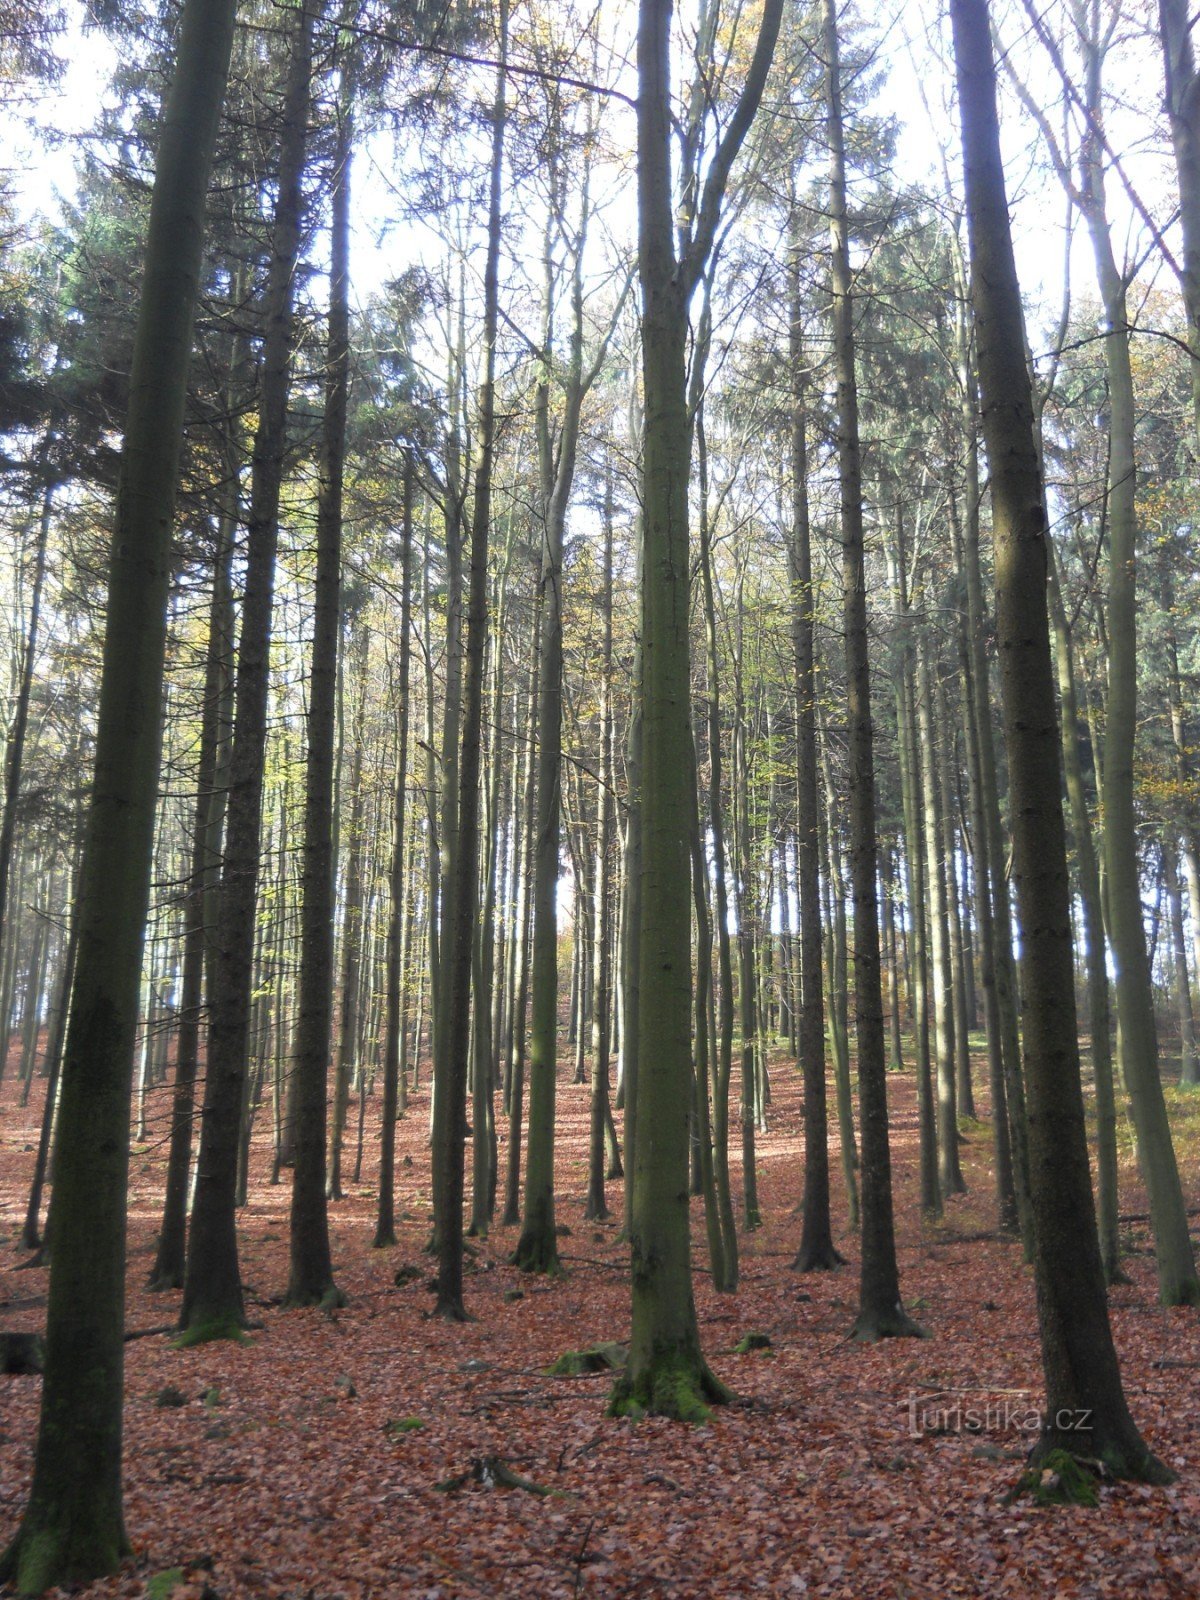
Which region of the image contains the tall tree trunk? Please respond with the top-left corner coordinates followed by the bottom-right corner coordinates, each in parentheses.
top-left (431, 0), bottom-right (506, 1318)
top-left (0, 0), bottom-right (239, 1584)
top-left (948, 351), bottom-right (1018, 1233)
top-left (1158, 0), bottom-right (1200, 448)
top-left (788, 257), bottom-right (840, 1272)
top-left (515, 123), bottom-right (596, 1270)
top-left (376, 464), bottom-right (414, 1247)
top-left (149, 494), bottom-right (235, 1290)
top-left (501, 599), bottom-right (540, 1226)
top-left (0, 475), bottom-right (52, 960)
top-left (610, 0), bottom-right (781, 1421)
top-left (823, 0), bottom-right (919, 1342)
top-left (329, 630), bottom-right (368, 1202)
top-left (1161, 554), bottom-right (1200, 1088)
top-left (585, 473), bottom-right (616, 1224)
top-left (1162, 836), bottom-right (1197, 1085)
top-left (732, 579), bottom-right (761, 1230)
top-left (888, 527), bottom-right (939, 1218)
top-left (952, 0), bottom-right (1171, 1478)
top-left (1078, 54), bottom-right (1200, 1304)
top-left (917, 650), bottom-right (965, 1197)
top-left (819, 735), bottom-right (859, 1228)
top-left (20, 845), bottom-right (81, 1252)
top-left (1046, 545), bottom-right (1122, 1279)
top-left (182, 0), bottom-right (320, 1338)
top-left (939, 693), bottom-right (976, 1119)
top-left (286, 48), bottom-right (353, 1309)
top-left (697, 415), bottom-right (739, 1286)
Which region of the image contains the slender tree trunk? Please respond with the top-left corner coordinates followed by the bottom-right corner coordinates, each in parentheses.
top-left (823, 0), bottom-right (919, 1342)
top-left (0, 475), bottom-right (53, 957)
top-left (611, 0), bottom-right (781, 1420)
top-left (585, 475), bottom-right (616, 1223)
top-left (939, 695), bottom-right (976, 1119)
top-left (1158, 0), bottom-right (1200, 448)
top-left (1044, 544), bottom-right (1122, 1279)
top-left (182, 0), bottom-right (320, 1338)
top-left (516, 131), bottom-right (596, 1269)
top-left (0, 0), bottom-right (238, 1584)
top-left (952, 0), bottom-right (1171, 1478)
top-left (917, 651), bottom-right (965, 1198)
top-left (788, 260), bottom-right (840, 1272)
top-left (20, 852), bottom-right (80, 1252)
top-left (149, 499), bottom-right (235, 1290)
top-left (949, 376), bottom-right (1018, 1233)
top-left (377, 466), bottom-right (413, 1247)
top-left (431, 0), bottom-right (506, 1318)
top-left (888, 529), bottom-right (939, 1218)
top-left (1079, 72), bottom-right (1200, 1304)
top-left (286, 52), bottom-right (354, 1309)
top-left (819, 737), bottom-right (859, 1228)
top-left (697, 418), bottom-right (739, 1285)
top-left (329, 633), bottom-right (368, 1202)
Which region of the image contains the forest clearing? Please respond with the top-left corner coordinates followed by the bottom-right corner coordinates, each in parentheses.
top-left (3, 1048), bottom-right (1199, 1599)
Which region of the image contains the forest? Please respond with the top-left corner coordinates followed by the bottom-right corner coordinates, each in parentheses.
top-left (0, 0), bottom-right (1199, 1593)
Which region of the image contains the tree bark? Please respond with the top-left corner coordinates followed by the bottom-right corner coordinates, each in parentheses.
top-left (0, 0), bottom-right (238, 1584)
top-left (823, 0), bottom-right (919, 1342)
top-left (182, 0), bottom-right (320, 1338)
top-left (952, 0), bottom-right (1172, 1477)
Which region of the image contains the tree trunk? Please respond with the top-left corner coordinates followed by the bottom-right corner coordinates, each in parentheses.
top-left (888, 527), bottom-right (939, 1218)
top-left (149, 492), bottom-right (235, 1290)
top-left (952, 0), bottom-right (1172, 1478)
top-left (182, 0), bottom-right (320, 1339)
top-left (0, 474), bottom-right (53, 959)
top-left (585, 473), bottom-right (616, 1224)
top-left (823, 0), bottom-right (919, 1343)
top-left (917, 651), bottom-right (965, 1197)
top-left (376, 465), bottom-right (414, 1247)
top-left (1078, 63), bottom-right (1200, 1304)
top-left (949, 331), bottom-right (1018, 1234)
top-left (285, 50), bottom-right (353, 1309)
top-left (329, 631), bottom-right (368, 1203)
top-left (788, 258), bottom-right (840, 1272)
top-left (610, 0), bottom-right (782, 1420)
top-left (0, 0), bottom-right (238, 1584)
top-left (1158, 0), bottom-right (1200, 448)
top-left (431, 0), bottom-right (506, 1318)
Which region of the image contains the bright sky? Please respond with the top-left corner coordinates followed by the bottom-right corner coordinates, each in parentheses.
top-left (0, 0), bottom-right (1183, 360)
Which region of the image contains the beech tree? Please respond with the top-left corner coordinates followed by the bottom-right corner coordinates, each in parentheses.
top-left (951, 0), bottom-right (1171, 1482)
top-left (608, 0), bottom-right (782, 1423)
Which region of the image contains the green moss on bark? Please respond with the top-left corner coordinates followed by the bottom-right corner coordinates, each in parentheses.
top-left (607, 1347), bottom-right (733, 1423)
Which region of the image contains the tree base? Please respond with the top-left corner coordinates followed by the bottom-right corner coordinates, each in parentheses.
top-left (607, 1348), bottom-right (734, 1423)
top-left (1157, 1272), bottom-right (1200, 1308)
top-left (282, 1282), bottom-right (346, 1312)
top-left (0, 1515), bottom-right (130, 1596)
top-left (512, 1227), bottom-right (561, 1274)
top-left (792, 1239), bottom-right (845, 1272)
top-left (147, 1266), bottom-right (184, 1293)
top-left (432, 1293), bottom-right (473, 1322)
top-left (1016, 1427), bottom-right (1175, 1499)
top-left (850, 1303), bottom-right (927, 1342)
top-left (172, 1315), bottom-right (249, 1348)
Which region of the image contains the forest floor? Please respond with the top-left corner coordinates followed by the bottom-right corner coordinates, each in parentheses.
top-left (1, 1039), bottom-right (1199, 1599)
